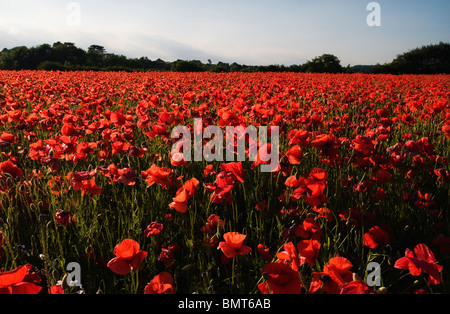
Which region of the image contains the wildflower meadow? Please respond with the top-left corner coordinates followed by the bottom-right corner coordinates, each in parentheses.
top-left (0, 70), bottom-right (449, 295)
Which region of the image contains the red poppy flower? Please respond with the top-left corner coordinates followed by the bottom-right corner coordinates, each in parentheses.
top-left (0, 160), bottom-right (23, 178)
top-left (297, 239), bottom-right (321, 266)
top-left (217, 232), bottom-right (252, 258)
top-left (203, 164), bottom-right (216, 177)
top-left (61, 124), bottom-right (78, 137)
top-left (277, 242), bottom-right (305, 271)
top-left (144, 272), bottom-right (175, 294)
top-left (442, 120), bottom-right (450, 139)
top-left (107, 239), bottom-right (147, 275)
top-left (434, 168), bottom-right (450, 184)
top-left (55, 209), bottom-right (71, 227)
top-left (220, 161), bottom-right (244, 183)
top-left (67, 171), bottom-right (103, 196)
top-left (0, 264), bottom-right (42, 294)
top-left (414, 190), bottom-right (435, 208)
top-left (170, 152), bottom-right (188, 167)
top-left (294, 217), bottom-right (322, 241)
top-left (311, 256), bottom-right (354, 294)
top-left (201, 214), bottom-right (225, 235)
top-left (141, 164), bottom-right (176, 189)
top-left (144, 124), bottom-right (169, 139)
top-left (257, 244), bottom-right (273, 261)
top-left (48, 284), bottom-right (65, 294)
top-left (352, 135), bottom-right (376, 156)
top-left (288, 129), bottom-right (310, 147)
top-left (0, 131), bottom-right (16, 146)
top-left (363, 226), bottom-right (390, 249)
top-left (372, 169), bottom-right (392, 184)
top-left (394, 243), bottom-right (443, 285)
top-left (169, 177), bottom-right (199, 213)
top-left (110, 111), bottom-right (127, 127)
top-left (144, 222), bottom-right (163, 237)
top-left (7, 109), bottom-right (22, 123)
top-left (259, 262), bottom-right (302, 294)
top-left (286, 145), bottom-right (303, 165)
top-left (339, 280), bottom-right (375, 294)
top-left (203, 175), bottom-right (234, 205)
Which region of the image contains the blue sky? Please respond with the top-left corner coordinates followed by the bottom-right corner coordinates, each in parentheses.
top-left (0, 0), bottom-right (449, 66)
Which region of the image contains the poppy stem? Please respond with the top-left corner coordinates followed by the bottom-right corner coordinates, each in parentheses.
top-left (231, 257), bottom-right (236, 287)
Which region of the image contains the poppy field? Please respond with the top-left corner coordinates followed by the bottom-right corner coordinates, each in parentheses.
top-left (0, 70), bottom-right (449, 294)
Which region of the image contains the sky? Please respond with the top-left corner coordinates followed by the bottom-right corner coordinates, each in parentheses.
top-left (0, 0), bottom-right (449, 66)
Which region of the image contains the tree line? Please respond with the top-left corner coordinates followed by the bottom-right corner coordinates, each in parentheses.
top-left (0, 41), bottom-right (449, 74)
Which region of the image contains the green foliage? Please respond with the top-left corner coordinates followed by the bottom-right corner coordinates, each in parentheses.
top-left (302, 54), bottom-right (344, 74)
top-left (373, 42), bottom-right (450, 74)
top-left (0, 41), bottom-right (449, 74)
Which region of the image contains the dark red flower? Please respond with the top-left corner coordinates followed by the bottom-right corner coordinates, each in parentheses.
top-left (363, 226), bottom-right (390, 249)
top-left (394, 243), bottom-right (443, 285)
top-left (55, 209), bottom-right (71, 227)
top-left (0, 160), bottom-right (23, 178)
top-left (144, 222), bottom-right (163, 237)
top-left (259, 262), bottom-right (302, 294)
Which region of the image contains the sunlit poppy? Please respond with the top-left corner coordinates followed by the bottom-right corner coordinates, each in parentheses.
top-left (218, 232), bottom-right (252, 258)
top-left (107, 239), bottom-right (147, 275)
top-left (286, 145), bottom-right (303, 165)
top-left (144, 272), bottom-right (175, 294)
top-left (394, 243), bottom-right (443, 285)
top-left (0, 264), bottom-right (42, 294)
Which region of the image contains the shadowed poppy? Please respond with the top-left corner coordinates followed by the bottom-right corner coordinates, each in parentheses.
top-left (363, 226), bottom-right (390, 249)
top-left (259, 262), bottom-right (302, 294)
top-left (144, 222), bottom-right (163, 237)
top-left (257, 244), bottom-right (273, 261)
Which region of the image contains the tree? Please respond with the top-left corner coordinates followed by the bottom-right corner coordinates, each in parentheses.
top-left (171, 60), bottom-right (205, 72)
top-left (87, 45), bottom-right (106, 68)
top-left (88, 45), bottom-right (106, 54)
top-left (373, 42), bottom-right (450, 74)
top-left (302, 54), bottom-right (344, 73)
